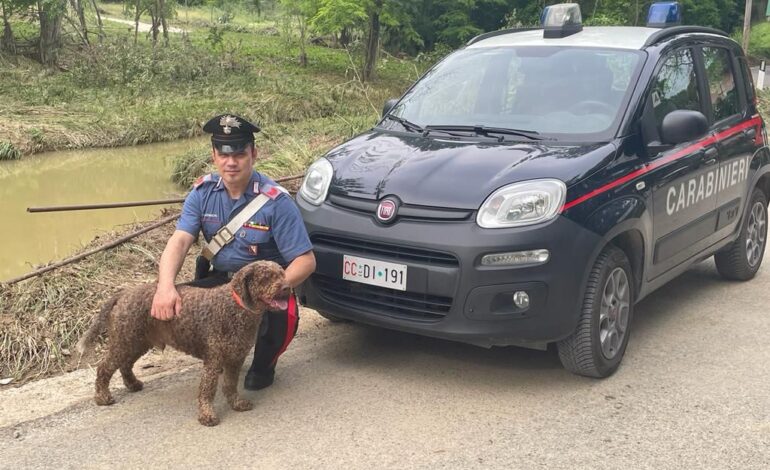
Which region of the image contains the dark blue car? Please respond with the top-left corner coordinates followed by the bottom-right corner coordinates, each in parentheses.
top-left (295, 3), bottom-right (770, 377)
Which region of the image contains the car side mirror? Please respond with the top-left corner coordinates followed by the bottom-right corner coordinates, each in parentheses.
top-left (660, 110), bottom-right (708, 145)
top-left (382, 98), bottom-right (398, 118)
top-left (646, 110), bottom-right (708, 157)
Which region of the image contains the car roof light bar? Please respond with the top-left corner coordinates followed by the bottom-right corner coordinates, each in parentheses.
top-left (542, 3), bottom-right (583, 39)
top-left (647, 2), bottom-right (682, 28)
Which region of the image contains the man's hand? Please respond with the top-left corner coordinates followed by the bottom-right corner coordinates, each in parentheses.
top-left (151, 285), bottom-right (182, 321)
top-left (152, 230), bottom-right (195, 320)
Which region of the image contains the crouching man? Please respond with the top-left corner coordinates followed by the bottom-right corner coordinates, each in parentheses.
top-left (151, 114), bottom-right (316, 390)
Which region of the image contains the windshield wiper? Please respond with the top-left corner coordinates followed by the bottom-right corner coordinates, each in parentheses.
top-left (383, 113), bottom-right (424, 133)
top-left (424, 124), bottom-right (546, 141)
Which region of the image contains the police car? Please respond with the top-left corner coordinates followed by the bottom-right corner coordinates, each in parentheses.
top-left (296, 2), bottom-right (770, 377)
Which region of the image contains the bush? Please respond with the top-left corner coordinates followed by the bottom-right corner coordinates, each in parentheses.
top-left (733, 23), bottom-right (770, 62)
top-left (69, 37), bottom-right (230, 88)
top-left (171, 147), bottom-right (211, 187)
top-left (0, 141), bottom-right (21, 160)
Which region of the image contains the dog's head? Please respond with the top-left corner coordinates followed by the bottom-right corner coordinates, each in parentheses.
top-left (230, 261), bottom-right (291, 312)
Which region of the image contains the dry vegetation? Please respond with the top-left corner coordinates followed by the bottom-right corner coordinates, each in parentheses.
top-left (0, 213), bottom-right (195, 384)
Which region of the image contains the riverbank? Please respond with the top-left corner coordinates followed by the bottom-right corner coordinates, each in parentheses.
top-left (0, 5), bottom-right (421, 158)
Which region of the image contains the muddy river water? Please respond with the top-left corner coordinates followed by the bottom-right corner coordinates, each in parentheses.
top-left (0, 139), bottom-right (207, 282)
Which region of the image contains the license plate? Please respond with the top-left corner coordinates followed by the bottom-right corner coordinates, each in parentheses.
top-left (342, 255), bottom-right (407, 291)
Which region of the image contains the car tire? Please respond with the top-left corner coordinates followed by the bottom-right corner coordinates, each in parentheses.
top-left (316, 310), bottom-right (349, 323)
top-left (714, 188), bottom-right (768, 281)
top-left (557, 245), bottom-right (634, 378)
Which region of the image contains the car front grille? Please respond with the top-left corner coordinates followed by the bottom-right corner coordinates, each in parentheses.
top-left (313, 274), bottom-right (452, 321)
top-left (311, 234), bottom-right (459, 267)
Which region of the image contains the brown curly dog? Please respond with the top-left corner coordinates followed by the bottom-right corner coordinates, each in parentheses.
top-left (77, 260), bottom-right (290, 426)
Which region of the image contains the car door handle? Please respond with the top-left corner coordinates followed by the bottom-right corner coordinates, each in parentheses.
top-left (703, 147), bottom-right (718, 165)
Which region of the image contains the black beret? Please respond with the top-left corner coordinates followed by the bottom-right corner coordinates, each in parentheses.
top-left (203, 114), bottom-right (261, 154)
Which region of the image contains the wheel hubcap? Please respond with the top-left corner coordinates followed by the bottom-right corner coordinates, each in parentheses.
top-left (599, 267), bottom-right (630, 360)
top-left (745, 201), bottom-right (767, 268)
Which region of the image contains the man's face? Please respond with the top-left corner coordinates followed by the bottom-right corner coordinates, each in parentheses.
top-left (212, 144), bottom-right (257, 187)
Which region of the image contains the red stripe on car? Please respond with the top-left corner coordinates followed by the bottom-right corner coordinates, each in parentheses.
top-left (561, 116), bottom-right (763, 212)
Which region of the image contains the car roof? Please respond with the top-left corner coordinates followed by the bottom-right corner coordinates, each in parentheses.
top-left (466, 26), bottom-right (727, 51)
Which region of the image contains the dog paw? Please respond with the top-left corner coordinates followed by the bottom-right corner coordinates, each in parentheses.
top-left (125, 380), bottom-right (144, 392)
top-left (95, 394), bottom-right (115, 406)
top-left (198, 414), bottom-right (220, 427)
top-left (231, 399), bottom-right (253, 412)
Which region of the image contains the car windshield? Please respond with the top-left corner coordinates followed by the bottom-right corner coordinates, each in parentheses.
top-left (383, 46), bottom-right (644, 142)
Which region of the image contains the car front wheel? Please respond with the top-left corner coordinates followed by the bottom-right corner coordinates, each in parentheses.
top-left (557, 245), bottom-right (634, 378)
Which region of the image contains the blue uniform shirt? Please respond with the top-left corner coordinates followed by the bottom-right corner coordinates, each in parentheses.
top-left (176, 171), bottom-right (312, 273)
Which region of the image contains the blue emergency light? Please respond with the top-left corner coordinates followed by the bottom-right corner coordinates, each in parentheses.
top-left (647, 2), bottom-right (682, 28)
top-left (542, 3), bottom-right (583, 39)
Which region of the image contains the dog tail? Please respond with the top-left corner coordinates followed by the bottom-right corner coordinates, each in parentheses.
top-left (76, 294), bottom-right (120, 355)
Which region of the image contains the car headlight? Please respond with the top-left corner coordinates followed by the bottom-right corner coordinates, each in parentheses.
top-left (299, 158), bottom-right (333, 205)
top-left (476, 179), bottom-right (566, 228)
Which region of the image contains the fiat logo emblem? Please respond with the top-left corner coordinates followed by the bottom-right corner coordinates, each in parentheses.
top-left (377, 198), bottom-right (398, 224)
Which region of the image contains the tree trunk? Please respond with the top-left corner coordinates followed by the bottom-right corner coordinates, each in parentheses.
top-left (339, 26), bottom-right (351, 48)
top-left (38, 0), bottom-right (64, 67)
top-left (756, 1), bottom-right (769, 22)
top-left (68, 0), bottom-right (89, 46)
top-left (363, 0), bottom-right (382, 82)
top-left (159, 0), bottom-right (168, 46)
top-left (1, 1), bottom-right (15, 55)
top-left (134, 0), bottom-right (141, 45)
top-left (90, 0), bottom-right (104, 42)
top-left (298, 15), bottom-right (307, 66)
top-left (150, 0), bottom-right (160, 46)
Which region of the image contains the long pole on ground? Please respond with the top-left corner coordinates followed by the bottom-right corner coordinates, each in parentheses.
top-left (27, 198), bottom-right (186, 213)
top-left (26, 173), bottom-right (306, 213)
top-left (743, 0), bottom-right (753, 54)
top-left (8, 172), bottom-right (307, 284)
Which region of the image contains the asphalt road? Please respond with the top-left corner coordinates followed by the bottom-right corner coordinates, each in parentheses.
top-left (1, 257), bottom-right (769, 469)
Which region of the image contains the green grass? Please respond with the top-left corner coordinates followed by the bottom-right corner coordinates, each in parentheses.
top-left (0, 4), bottom-right (424, 157)
top-left (0, 141), bottom-right (21, 160)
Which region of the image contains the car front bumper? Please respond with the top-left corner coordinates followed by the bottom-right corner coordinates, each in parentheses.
top-left (296, 196), bottom-right (602, 348)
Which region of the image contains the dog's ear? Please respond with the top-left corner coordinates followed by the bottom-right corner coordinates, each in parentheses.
top-left (231, 267), bottom-right (258, 311)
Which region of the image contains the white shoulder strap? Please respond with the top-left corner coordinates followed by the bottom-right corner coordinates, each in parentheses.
top-left (201, 194), bottom-right (270, 261)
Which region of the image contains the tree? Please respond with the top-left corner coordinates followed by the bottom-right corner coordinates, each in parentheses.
top-left (127, 0), bottom-right (175, 47)
top-left (311, 0), bottom-right (416, 80)
top-left (38, 0), bottom-right (65, 66)
top-left (66, 0), bottom-right (89, 46)
top-left (363, 0), bottom-right (381, 80)
top-left (1, 0), bottom-right (16, 54)
top-left (280, 0), bottom-right (320, 66)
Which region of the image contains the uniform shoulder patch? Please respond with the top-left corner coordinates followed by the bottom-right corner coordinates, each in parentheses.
top-left (192, 173), bottom-right (219, 189)
top-left (260, 183), bottom-right (288, 200)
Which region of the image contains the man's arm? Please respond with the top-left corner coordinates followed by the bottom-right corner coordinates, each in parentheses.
top-left (151, 230), bottom-right (196, 320)
top-left (284, 250), bottom-right (316, 288)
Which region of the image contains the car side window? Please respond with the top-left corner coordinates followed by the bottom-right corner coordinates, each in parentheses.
top-left (702, 47), bottom-right (740, 122)
top-left (737, 56), bottom-right (756, 108)
top-left (649, 48), bottom-right (702, 135)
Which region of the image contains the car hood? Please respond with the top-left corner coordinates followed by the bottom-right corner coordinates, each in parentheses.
top-left (325, 129), bottom-right (616, 209)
